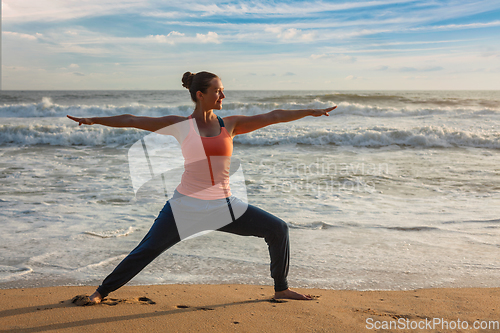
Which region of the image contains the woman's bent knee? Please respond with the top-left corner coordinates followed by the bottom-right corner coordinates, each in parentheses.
top-left (268, 219), bottom-right (289, 239)
top-left (279, 220), bottom-right (289, 236)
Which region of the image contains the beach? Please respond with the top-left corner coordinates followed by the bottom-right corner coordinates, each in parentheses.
top-left (1, 284), bottom-right (499, 332)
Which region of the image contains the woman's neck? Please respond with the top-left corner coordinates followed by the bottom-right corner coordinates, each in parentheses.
top-left (191, 107), bottom-right (216, 123)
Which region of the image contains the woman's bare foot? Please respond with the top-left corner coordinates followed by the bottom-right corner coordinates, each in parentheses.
top-left (89, 290), bottom-right (102, 304)
top-left (274, 288), bottom-right (312, 300)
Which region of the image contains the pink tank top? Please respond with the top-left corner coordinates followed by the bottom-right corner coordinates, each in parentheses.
top-left (176, 116), bottom-right (233, 199)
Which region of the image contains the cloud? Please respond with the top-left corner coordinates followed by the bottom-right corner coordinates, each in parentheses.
top-left (69, 64), bottom-right (80, 68)
top-left (310, 53), bottom-right (326, 60)
top-left (3, 65), bottom-right (30, 71)
top-left (480, 47), bottom-right (500, 58)
top-left (283, 72), bottom-right (296, 76)
top-left (141, 11), bottom-right (186, 19)
top-left (281, 28), bottom-right (299, 39)
top-left (368, 39), bottom-right (474, 47)
top-left (265, 27), bottom-right (316, 42)
top-left (372, 65), bottom-right (444, 72)
top-left (73, 72), bottom-right (85, 76)
top-left (192, 0), bottom-right (416, 17)
top-left (337, 54), bottom-right (357, 62)
top-left (24, 27), bottom-right (116, 54)
top-left (3, 31), bottom-right (39, 40)
top-left (402, 75), bottom-right (428, 80)
top-left (147, 31), bottom-right (186, 45)
top-left (195, 31), bottom-right (221, 44)
top-left (48, 44), bottom-right (110, 55)
top-left (345, 75), bottom-right (369, 80)
top-left (310, 53), bottom-right (357, 62)
top-left (399, 67), bottom-right (418, 72)
top-left (409, 20), bottom-right (500, 32)
top-left (398, 66), bottom-right (443, 72)
top-left (3, 0), bottom-right (146, 22)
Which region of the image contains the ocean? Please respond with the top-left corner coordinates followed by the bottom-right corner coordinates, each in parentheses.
top-left (1, 90), bottom-right (499, 291)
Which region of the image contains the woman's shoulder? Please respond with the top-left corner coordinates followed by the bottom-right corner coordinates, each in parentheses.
top-left (220, 115), bottom-right (240, 138)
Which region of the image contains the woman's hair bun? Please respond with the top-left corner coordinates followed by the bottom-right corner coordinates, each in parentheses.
top-left (181, 71), bottom-right (218, 102)
top-left (181, 72), bottom-right (195, 89)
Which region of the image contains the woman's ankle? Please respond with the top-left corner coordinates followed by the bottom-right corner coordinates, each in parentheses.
top-left (89, 290), bottom-right (102, 303)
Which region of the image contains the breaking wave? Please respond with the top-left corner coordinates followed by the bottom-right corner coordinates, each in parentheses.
top-left (1, 123), bottom-right (498, 149)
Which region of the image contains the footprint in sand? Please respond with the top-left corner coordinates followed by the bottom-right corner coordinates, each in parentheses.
top-left (71, 295), bottom-right (156, 306)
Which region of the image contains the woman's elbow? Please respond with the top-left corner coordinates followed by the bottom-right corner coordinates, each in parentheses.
top-left (125, 115), bottom-right (139, 128)
top-left (269, 109), bottom-right (284, 123)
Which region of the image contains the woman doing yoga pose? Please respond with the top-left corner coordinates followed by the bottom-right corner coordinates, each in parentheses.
top-left (67, 71), bottom-right (336, 302)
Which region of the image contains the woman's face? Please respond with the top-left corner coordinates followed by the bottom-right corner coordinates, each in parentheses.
top-left (199, 78), bottom-right (225, 110)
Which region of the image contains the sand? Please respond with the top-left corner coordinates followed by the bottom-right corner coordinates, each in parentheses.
top-left (1, 284), bottom-right (499, 332)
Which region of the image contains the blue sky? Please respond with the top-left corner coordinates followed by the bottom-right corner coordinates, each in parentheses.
top-left (3, 0), bottom-right (500, 90)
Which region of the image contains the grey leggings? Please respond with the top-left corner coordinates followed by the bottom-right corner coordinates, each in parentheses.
top-left (96, 200), bottom-right (290, 297)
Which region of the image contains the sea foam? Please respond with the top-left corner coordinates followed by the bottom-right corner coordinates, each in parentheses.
top-left (1, 123), bottom-right (498, 148)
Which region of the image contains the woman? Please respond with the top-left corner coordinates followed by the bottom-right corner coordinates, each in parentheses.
top-left (68, 71), bottom-right (336, 302)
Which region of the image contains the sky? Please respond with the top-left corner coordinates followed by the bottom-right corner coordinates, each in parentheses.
top-left (2, 0), bottom-right (500, 90)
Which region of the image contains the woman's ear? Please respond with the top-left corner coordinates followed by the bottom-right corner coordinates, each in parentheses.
top-left (196, 90), bottom-right (204, 101)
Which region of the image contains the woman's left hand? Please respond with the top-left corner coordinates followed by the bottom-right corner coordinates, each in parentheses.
top-left (310, 106), bottom-right (337, 117)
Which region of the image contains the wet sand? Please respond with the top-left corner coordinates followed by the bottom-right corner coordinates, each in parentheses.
top-left (1, 284), bottom-right (499, 332)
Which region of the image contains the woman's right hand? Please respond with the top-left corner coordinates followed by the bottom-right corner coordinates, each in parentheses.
top-left (67, 115), bottom-right (95, 126)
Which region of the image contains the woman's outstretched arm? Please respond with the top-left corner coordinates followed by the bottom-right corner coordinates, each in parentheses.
top-left (67, 114), bottom-right (185, 132)
top-left (225, 106), bottom-right (337, 137)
